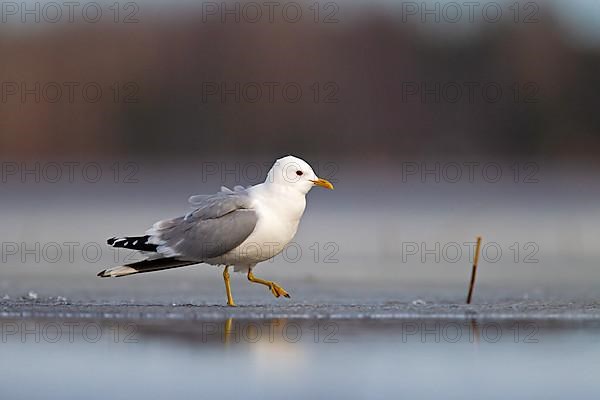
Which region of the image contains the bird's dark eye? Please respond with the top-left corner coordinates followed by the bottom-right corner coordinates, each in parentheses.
top-left (296, 170), bottom-right (303, 176)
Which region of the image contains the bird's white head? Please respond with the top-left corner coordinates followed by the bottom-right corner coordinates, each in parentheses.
top-left (265, 155), bottom-right (334, 194)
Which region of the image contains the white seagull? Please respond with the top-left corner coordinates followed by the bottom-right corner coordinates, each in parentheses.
top-left (97, 155), bottom-right (334, 306)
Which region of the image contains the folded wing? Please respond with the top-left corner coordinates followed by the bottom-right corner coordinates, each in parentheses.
top-left (147, 191), bottom-right (258, 261)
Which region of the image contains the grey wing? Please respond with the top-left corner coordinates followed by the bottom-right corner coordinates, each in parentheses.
top-left (146, 192), bottom-right (258, 261)
top-left (188, 185), bottom-right (247, 204)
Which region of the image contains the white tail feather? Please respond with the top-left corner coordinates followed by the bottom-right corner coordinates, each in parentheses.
top-left (97, 266), bottom-right (138, 277)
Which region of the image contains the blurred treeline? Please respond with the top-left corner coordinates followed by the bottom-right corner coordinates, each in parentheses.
top-left (0, 0), bottom-right (599, 161)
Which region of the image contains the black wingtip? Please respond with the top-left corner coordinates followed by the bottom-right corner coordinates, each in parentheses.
top-left (106, 235), bottom-right (158, 252)
top-left (97, 269), bottom-right (108, 277)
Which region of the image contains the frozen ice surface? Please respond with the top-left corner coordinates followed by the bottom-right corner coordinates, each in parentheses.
top-left (1, 297), bottom-right (599, 400)
top-left (1, 282), bottom-right (599, 400)
top-left (1, 286), bottom-right (600, 321)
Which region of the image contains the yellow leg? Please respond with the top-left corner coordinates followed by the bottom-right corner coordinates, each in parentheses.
top-left (247, 270), bottom-right (290, 299)
top-left (223, 266), bottom-right (236, 307)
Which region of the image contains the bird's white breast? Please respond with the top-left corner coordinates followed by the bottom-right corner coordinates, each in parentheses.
top-left (216, 183), bottom-right (307, 268)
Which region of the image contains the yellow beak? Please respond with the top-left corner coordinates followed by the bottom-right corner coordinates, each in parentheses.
top-left (310, 178), bottom-right (334, 190)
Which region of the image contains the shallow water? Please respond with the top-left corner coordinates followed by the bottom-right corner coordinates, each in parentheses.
top-left (2, 288), bottom-right (600, 399)
top-left (1, 308), bottom-right (599, 400)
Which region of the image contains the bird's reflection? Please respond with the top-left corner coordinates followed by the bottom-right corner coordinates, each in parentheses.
top-left (132, 317), bottom-right (301, 347)
top-left (223, 318), bottom-right (290, 346)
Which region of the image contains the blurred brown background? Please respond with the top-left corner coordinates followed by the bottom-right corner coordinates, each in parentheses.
top-left (1, 0), bottom-right (599, 162)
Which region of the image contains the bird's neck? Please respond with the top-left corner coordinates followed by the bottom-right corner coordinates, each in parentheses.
top-left (252, 183), bottom-right (307, 221)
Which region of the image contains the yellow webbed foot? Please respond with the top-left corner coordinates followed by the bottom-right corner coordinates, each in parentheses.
top-left (247, 270), bottom-right (291, 300)
top-left (269, 282), bottom-right (290, 299)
